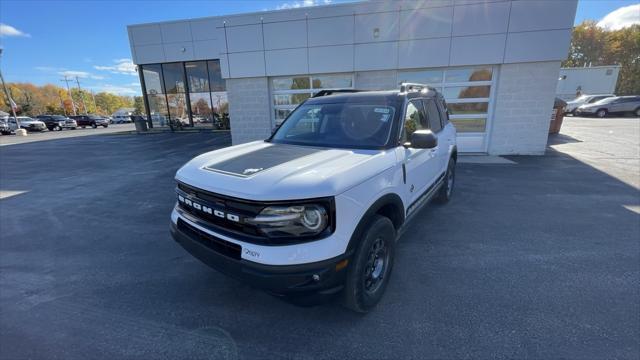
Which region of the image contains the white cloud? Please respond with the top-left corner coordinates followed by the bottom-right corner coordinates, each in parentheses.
top-left (59, 70), bottom-right (105, 80)
top-left (94, 84), bottom-right (141, 96)
top-left (94, 59), bottom-right (137, 76)
top-left (597, 4), bottom-right (640, 31)
top-left (0, 23), bottom-right (30, 37)
top-left (276, 0), bottom-right (331, 10)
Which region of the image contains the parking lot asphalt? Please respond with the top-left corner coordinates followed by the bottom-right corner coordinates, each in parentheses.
top-left (1, 119), bottom-right (638, 359)
top-left (0, 123), bottom-right (135, 146)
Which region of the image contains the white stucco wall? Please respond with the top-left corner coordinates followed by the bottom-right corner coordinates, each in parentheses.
top-left (226, 77), bottom-right (272, 145)
top-left (488, 61), bottom-right (562, 155)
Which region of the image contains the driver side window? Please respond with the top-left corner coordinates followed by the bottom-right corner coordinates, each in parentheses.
top-left (401, 100), bottom-right (426, 144)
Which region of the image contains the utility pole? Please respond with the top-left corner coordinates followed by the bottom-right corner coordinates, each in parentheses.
top-left (75, 76), bottom-right (88, 114)
top-left (0, 48), bottom-right (21, 130)
top-left (90, 90), bottom-right (97, 113)
top-left (60, 75), bottom-right (77, 115)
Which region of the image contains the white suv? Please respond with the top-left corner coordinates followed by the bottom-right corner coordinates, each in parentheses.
top-left (171, 83), bottom-right (457, 312)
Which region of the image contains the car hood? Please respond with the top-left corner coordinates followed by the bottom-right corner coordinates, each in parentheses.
top-left (175, 141), bottom-right (396, 201)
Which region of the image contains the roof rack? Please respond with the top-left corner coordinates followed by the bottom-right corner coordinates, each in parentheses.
top-left (399, 82), bottom-right (436, 93)
top-left (312, 89), bottom-right (363, 98)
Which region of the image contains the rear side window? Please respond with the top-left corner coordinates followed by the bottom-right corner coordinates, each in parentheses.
top-left (436, 98), bottom-right (450, 125)
top-left (424, 99), bottom-right (443, 133)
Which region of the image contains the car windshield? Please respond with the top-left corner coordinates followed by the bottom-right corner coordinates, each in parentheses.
top-left (574, 95), bottom-right (590, 102)
top-left (270, 103), bottom-right (396, 149)
top-left (88, 115), bottom-right (103, 120)
top-left (52, 115), bottom-right (67, 120)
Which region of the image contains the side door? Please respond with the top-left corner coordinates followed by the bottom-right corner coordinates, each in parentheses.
top-left (399, 99), bottom-right (440, 207)
top-left (423, 98), bottom-right (450, 173)
top-left (607, 98), bottom-right (625, 113)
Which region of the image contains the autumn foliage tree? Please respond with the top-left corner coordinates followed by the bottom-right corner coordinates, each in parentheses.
top-left (0, 83), bottom-right (135, 116)
top-left (563, 21), bottom-right (640, 95)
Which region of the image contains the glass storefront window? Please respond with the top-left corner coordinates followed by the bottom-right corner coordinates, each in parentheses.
top-left (167, 93), bottom-right (188, 124)
top-left (273, 77), bottom-right (311, 90)
top-left (140, 59), bottom-right (228, 130)
top-left (185, 61), bottom-right (209, 93)
top-left (189, 93), bottom-right (213, 123)
top-left (445, 67), bottom-right (492, 82)
top-left (443, 86), bottom-right (491, 99)
top-left (397, 70), bottom-right (443, 85)
top-left (147, 93), bottom-right (168, 127)
top-left (448, 102), bottom-right (489, 115)
top-left (208, 60), bottom-right (225, 91)
top-left (271, 74), bottom-right (353, 127)
top-left (450, 118), bottom-right (486, 132)
top-left (143, 64), bottom-right (164, 95)
top-left (162, 63), bottom-right (186, 94)
top-left (211, 91), bottom-right (229, 129)
top-left (312, 75), bottom-right (353, 89)
top-left (274, 93), bottom-right (311, 106)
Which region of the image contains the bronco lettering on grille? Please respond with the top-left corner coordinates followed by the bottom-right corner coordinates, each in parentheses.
top-left (178, 194), bottom-right (239, 222)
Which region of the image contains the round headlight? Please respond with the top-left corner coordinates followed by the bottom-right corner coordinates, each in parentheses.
top-left (302, 208), bottom-right (323, 230)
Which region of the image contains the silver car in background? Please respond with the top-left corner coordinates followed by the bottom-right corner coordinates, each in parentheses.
top-left (565, 94), bottom-right (615, 115)
top-left (575, 96), bottom-right (640, 118)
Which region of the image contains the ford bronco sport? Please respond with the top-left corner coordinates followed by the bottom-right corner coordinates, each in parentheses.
top-left (171, 83), bottom-right (457, 312)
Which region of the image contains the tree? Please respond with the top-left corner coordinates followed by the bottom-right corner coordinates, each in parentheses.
top-left (564, 21), bottom-right (640, 95)
top-left (0, 83), bottom-right (136, 116)
top-left (133, 96), bottom-right (145, 115)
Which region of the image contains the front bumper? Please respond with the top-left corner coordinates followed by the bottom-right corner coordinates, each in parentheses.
top-left (170, 218), bottom-right (350, 296)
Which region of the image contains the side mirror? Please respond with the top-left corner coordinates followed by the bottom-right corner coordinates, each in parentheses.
top-left (408, 130), bottom-right (438, 149)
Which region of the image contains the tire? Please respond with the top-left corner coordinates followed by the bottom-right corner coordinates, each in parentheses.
top-left (596, 109), bottom-right (608, 118)
top-left (343, 215), bottom-right (396, 313)
top-left (55, 125), bottom-right (62, 131)
top-left (71, 127), bottom-right (76, 130)
top-left (635, 108), bottom-right (640, 117)
top-left (435, 158), bottom-right (456, 204)
top-left (91, 123), bottom-right (97, 129)
top-left (81, 126), bottom-right (86, 129)
top-left (103, 125), bottom-right (108, 128)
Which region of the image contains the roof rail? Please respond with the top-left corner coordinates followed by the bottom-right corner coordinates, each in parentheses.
top-left (312, 89), bottom-right (363, 98)
top-left (399, 82), bottom-right (436, 93)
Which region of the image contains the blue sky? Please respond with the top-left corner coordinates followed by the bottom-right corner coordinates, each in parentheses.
top-left (0, 0), bottom-right (637, 96)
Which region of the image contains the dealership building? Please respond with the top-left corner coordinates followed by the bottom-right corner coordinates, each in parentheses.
top-left (127, 0), bottom-right (577, 154)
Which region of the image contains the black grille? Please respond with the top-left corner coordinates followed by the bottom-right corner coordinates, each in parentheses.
top-left (176, 182), bottom-right (336, 245)
top-left (177, 183), bottom-right (265, 239)
top-left (177, 219), bottom-right (241, 260)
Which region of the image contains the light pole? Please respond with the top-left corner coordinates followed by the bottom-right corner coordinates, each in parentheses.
top-left (0, 48), bottom-right (23, 133)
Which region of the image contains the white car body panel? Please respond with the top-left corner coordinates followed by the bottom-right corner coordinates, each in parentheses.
top-left (172, 119), bottom-right (457, 266)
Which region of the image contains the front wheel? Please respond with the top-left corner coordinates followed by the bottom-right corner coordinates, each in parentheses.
top-left (634, 108), bottom-right (640, 117)
top-left (103, 125), bottom-right (108, 128)
top-left (435, 158), bottom-right (456, 204)
top-left (343, 215), bottom-right (396, 313)
top-left (91, 123), bottom-right (97, 129)
top-left (596, 109), bottom-right (607, 118)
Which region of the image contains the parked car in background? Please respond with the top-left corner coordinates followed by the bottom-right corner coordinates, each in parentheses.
top-left (112, 114), bottom-right (132, 123)
top-left (0, 120), bottom-right (11, 135)
top-left (565, 94), bottom-right (615, 115)
top-left (8, 117), bottom-right (47, 132)
top-left (69, 115), bottom-right (110, 128)
top-left (575, 96), bottom-right (640, 118)
top-left (35, 115), bottom-right (77, 131)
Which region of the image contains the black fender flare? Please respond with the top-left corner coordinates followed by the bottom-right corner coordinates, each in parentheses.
top-left (346, 193), bottom-right (405, 253)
